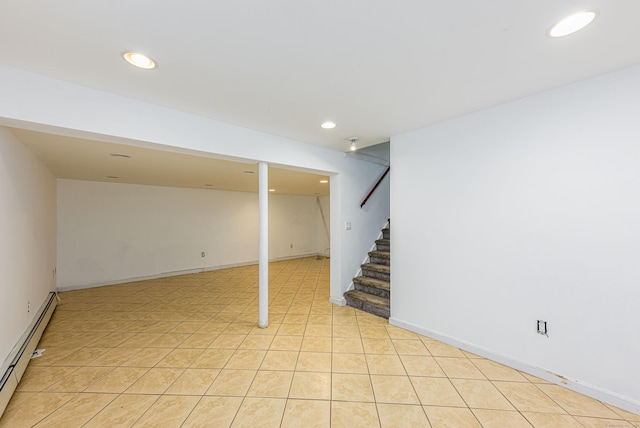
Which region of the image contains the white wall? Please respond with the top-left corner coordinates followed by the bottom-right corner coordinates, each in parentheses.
top-left (0, 127), bottom-right (56, 367)
top-left (391, 65), bottom-right (640, 412)
top-left (58, 179), bottom-right (331, 289)
top-left (0, 64), bottom-right (389, 304)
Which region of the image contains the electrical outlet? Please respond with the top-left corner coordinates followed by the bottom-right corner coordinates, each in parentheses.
top-left (345, 222), bottom-right (352, 230)
top-left (537, 320), bottom-right (548, 336)
top-left (201, 252), bottom-right (206, 258)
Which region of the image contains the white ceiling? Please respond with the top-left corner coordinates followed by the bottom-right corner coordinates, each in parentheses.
top-left (1, 1), bottom-right (638, 194)
top-left (1, 1), bottom-right (638, 152)
top-left (10, 128), bottom-right (330, 196)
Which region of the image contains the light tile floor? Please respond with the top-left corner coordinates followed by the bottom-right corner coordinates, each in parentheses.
top-left (1, 257), bottom-right (638, 427)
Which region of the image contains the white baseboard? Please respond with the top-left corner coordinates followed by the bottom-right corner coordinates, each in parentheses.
top-left (57, 253), bottom-right (325, 292)
top-left (1, 293), bottom-right (57, 417)
top-left (329, 296), bottom-right (346, 306)
top-left (389, 317), bottom-right (640, 416)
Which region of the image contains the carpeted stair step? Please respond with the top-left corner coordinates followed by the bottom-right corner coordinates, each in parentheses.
top-left (369, 250), bottom-right (390, 266)
top-left (382, 228), bottom-right (390, 240)
top-left (353, 276), bottom-right (390, 299)
top-left (344, 290), bottom-right (390, 319)
top-left (361, 263), bottom-right (390, 282)
top-left (375, 239), bottom-right (390, 252)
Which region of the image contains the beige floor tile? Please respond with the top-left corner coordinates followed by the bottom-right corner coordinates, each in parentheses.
top-left (363, 338), bottom-right (397, 354)
top-left (148, 332), bottom-right (191, 348)
top-left (278, 323), bottom-right (307, 336)
top-left (84, 367), bottom-right (149, 393)
top-left (296, 351), bottom-right (332, 372)
top-left (423, 406), bottom-right (481, 428)
top-left (421, 339), bottom-right (466, 357)
top-left (331, 401), bottom-right (380, 428)
top-left (83, 394), bottom-right (159, 428)
top-left (132, 395), bottom-right (200, 427)
top-left (122, 347), bottom-right (172, 367)
top-left (178, 333), bottom-right (215, 348)
top-left (270, 335), bottom-right (303, 351)
top-left (493, 381), bottom-right (567, 414)
top-left (206, 369), bottom-right (257, 396)
top-left (155, 348), bottom-right (204, 368)
top-left (411, 377), bottom-right (467, 407)
top-left (359, 326), bottom-right (390, 339)
top-left (0, 392), bottom-right (75, 427)
top-left (434, 357), bottom-right (486, 379)
top-left (574, 416), bottom-right (636, 427)
top-left (182, 396), bottom-right (243, 428)
top-left (124, 367), bottom-right (184, 394)
top-left (392, 339), bottom-right (430, 355)
top-left (604, 404), bottom-right (640, 422)
top-left (450, 379), bottom-right (515, 411)
top-left (225, 349), bottom-right (267, 369)
top-left (120, 332), bottom-right (164, 347)
top-left (281, 399), bottom-right (331, 428)
top-left (472, 409), bottom-right (533, 427)
top-left (301, 336), bottom-right (332, 352)
top-left (332, 373), bottom-right (375, 402)
top-left (239, 334), bottom-right (274, 350)
top-left (307, 315), bottom-right (332, 325)
top-left (385, 325), bottom-right (419, 339)
top-left (305, 324), bottom-right (332, 336)
top-left (283, 314), bottom-right (309, 324)
top-left (25, 347), bottom-right (79, 367)
top-left (521, 412), bottom-right (585, 427)
top-left (209, 334), bottom-right (246, 349)
top-left (520, 372), bottom-right (551, 384)
top-left (165, 368), bottom-right (220, 395)
top-left (246, 370), bottom-right (294, 398)
top-left (87, 347), bottom-right (141, 366)
top-left (289, 371), bottom-right (332, 400)
top-left (50, 347), bottom-right (109, 367)
top-left (366, 354), bottom-right (406, 375)
top-left (260, 350), bottom-right (299, 370)
top-left (400, 355), bottom-right (446, 377)
top-left (190, 349), bottom-right (235, 368)
top-left (371, 375), bottom-right (420, 404)
top-left (231, 397), bottom-right (287, 428)
top-left (34, 393), bottom-right (117, 427)
top-left (333, 325), bottom-right (361, 337)
top-left (377, 403), bottom-right (431, 428)
top-left (333, 337), bottom-right (364, 354)
top-left (537, 384), bottom-right (620, 418)
top-left (332, 353), bottom-right (369, 374)
top-left (471, 359), bottom-right (528, 382)
top-left (46, 366), bottom-right (113, 392)
top-left (15, 366), bottom-right (79, 392)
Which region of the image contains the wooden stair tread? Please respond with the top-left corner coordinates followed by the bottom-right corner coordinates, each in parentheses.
top-left (368, 250), bottom-right (390, 258)
top-left (353, 276), bottom-right (390, 291)
top-left (344, 290), bottom-right (390, 309)
top-left (361, 263), bottom-right (390, 273)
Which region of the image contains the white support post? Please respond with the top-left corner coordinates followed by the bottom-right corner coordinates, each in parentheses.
top-left (258, 161), bottom-right (269, 328)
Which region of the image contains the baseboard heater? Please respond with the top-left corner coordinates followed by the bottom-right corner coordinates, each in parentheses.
top-left (0, 292), bottom-right (57, 417)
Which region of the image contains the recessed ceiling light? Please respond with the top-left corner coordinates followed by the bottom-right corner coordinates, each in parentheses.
top-left (122, 52), bottom-right (157, 69)
top-left (320, 179), bottom-right (329, 184)
top-left (243, 170), bottom-right (255, 174)
top-left (204, 184), bottom-right (213, 187)
top-left (110, 153), bottom-right (131, 158)
top-left (321, 121), bottom-right (336, 129)
top-left (269, 189), bottom-right (276, 192)
top-left (349, 136), bottom-right (359, 151)
top-left (105, 176), bottom-right (119, 179)
top-left (548, 10), bottom-right (598, 38)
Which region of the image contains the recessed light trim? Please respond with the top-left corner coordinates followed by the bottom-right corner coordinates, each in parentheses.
top-left (321, 121), bottom-right (336, 129)
top-left (320, 179), bottom-right (329, 184)
top-left (110, 153), bottom-right (131, 158)
top-left (204, 184), bottom-right (213, 187)
top-left (269, 189), bottom-right (276, 192)
top-left (548, 10), bottom-right (598, 38)
top-left (243, 170), bottom-right (255, 174)
top-left (105, 176), bottom-right (119, 179)
top-left (122, 51), bottom-right (157, 69)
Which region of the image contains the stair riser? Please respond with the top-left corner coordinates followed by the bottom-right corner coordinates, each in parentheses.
top-left (345, 297), bottom-right (390, 319)
top-left (361, 269), bottom-right (390, 282)
top-left (370, 255), bottom-right (390, 266)
top-left (382, 230), bottom-right (390, 240)
top-left (354, 283), bottom-right (390, 299)
top-left (376, 243), bottom-right (390, 252)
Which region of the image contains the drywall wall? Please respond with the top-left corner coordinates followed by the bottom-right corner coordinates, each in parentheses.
top-left (391, 65), bottom-right (640, 411)
top-left (57, 179), bottom-right (331, 289)
top-left (0, 127), bottom-right (56, 369)
top-left (0, 65), bottom-right (389, 304)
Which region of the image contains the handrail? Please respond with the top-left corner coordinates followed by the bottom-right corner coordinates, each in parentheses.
top-left (360, 166), bottom-right (390, 208)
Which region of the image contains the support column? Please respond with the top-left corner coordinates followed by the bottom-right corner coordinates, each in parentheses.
top-left (258, 161), bottom-right (269, 328)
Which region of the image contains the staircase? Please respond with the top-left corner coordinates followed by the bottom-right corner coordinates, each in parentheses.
top-left (344, 223), bottom-right (390, 318)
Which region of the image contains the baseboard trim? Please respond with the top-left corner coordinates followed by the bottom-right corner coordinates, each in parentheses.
top-left (389, 317), bottom-right (640, 416)
top-left (329, 296), bottom-right (346, 306)
top-left (57, 253), bottom-right (326, 292)
top-left (0, 292), bottom-right (57, 417)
